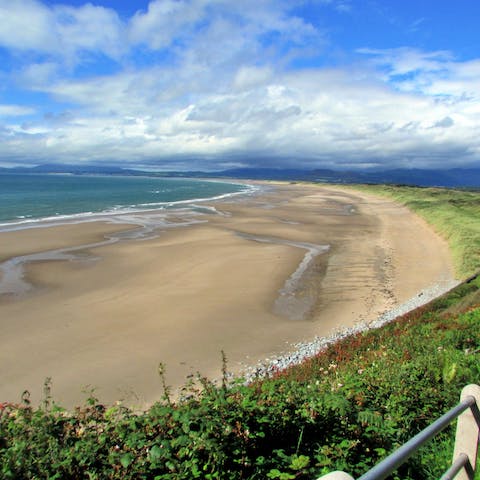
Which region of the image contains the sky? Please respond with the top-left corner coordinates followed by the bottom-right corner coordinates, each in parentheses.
top-left (1, 0), bottom-right (480, 171)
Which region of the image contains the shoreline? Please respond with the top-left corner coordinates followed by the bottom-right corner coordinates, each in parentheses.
top-left (0, 177), bottom-right (259, 233)
top-left (0, 183), bottom-right (456, 408)
top-left (239, 277), bottom-right (460, 383)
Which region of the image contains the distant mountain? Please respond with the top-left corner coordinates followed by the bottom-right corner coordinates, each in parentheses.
top-left (1, 164), bottom-right (480, 188)
top-left (204, 167), bottom-right (480, 187)
top-left (0, 163), bottom-right (141, 176)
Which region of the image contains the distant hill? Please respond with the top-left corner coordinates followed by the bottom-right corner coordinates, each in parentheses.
top-left (1, 164), bottom-right (480, 188)
top-left (184, 167), bottom-right (480, 187)
top-left (0, 163), bottom-right (140, 176)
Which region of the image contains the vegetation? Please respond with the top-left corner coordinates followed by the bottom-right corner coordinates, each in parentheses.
top-left (349, 184), bottom-right (480, 278)
top-left (1, 185), bottom-right (480, 479)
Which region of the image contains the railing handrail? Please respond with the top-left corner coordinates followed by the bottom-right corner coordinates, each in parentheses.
top-left (318, 384), bottom-right (480, 480)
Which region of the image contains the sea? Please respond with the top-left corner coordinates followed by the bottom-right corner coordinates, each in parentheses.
top-left (0, 174), bottom-right (253, 229)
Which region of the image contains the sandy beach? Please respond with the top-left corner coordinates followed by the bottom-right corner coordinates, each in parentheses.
top-left (0, 183), bottom-right (455, 408)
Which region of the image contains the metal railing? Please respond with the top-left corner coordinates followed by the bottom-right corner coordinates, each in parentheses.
top-left (318, 384), bottom-right (480, 480)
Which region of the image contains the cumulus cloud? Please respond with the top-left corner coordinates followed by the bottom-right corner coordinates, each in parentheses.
top-left (0, 0), bottom-right (55, 52)
top-left (54, 3), bottom-right (125, 60)
top-left (0, 0), bottom-right (124, 63)
top-left (0, 1), bottom-right (479, 170)
top-left (128, 0), bottom-right (205, 50)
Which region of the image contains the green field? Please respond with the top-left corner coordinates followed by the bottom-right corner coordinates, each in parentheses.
top-left (1, 185), bottom-right (480, 480)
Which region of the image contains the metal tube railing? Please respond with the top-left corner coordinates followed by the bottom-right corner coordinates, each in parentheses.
top-left (317, 384), bottom-right (480, 480)
top-left (357, 397), bottom-right (476, 480)
top-left (440, 454), bottom-right (473, 480)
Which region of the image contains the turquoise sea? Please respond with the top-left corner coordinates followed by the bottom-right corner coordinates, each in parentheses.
top-left (0, 174), bottom-right (251, 227)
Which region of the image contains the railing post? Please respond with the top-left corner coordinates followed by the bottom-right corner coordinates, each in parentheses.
top-left (452, 384), bottom-right (480, 480)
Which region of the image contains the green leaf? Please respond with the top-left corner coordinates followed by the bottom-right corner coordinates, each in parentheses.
top-left (267, 469), bottom-right (295, 480)
top-left (289, 454), bottom-right (310, 470)
top-left (149, 445), bottom-right (162, 462)
top-left (104, 406), bottom-right (118, 420)
top-left (120, 453), bottom-right (133, 468)
top-left (267, 469), bottom-right (282, 479)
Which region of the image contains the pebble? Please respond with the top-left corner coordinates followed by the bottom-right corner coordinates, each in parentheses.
top-left (239, 279), bottom-right (460, 383)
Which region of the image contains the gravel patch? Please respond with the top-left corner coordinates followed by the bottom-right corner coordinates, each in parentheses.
top-left (239, 279), bottom-right (461, 382)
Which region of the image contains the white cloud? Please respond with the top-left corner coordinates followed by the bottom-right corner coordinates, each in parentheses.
top-left (0, 0), bottom-right (124, 63)
top-left (129, 0), bottom-right (204, 50)
top-left (358, 47), bottom-right (453, 77)
top-left (357, 48), bottom-right (480, 102)
top-left (233, 66), bottom-right (274, 91)
top-left (5, 55), bottom-right (480, 170)
top-left (54, 3), bottom-right (125, 61)
top-left (0, 0), bottom-right (55, 51)
top-left (19, 62), bottom-right (60, 88)
top-left (0, 105), bottom-right (36, 116)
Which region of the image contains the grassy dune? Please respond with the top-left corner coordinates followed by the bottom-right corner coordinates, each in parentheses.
top-left (1, 185), bottom-right (480, 480)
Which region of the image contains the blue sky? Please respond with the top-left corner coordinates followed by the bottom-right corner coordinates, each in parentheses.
top-left (1, 0), bottom-right (480, 171)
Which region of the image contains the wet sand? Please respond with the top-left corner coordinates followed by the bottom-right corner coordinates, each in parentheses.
top-left (0, 183), bottom-right (455, 408)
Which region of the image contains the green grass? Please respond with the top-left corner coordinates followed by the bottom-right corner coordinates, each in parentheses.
top-left (348, 184), bottom-right (480, 279)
